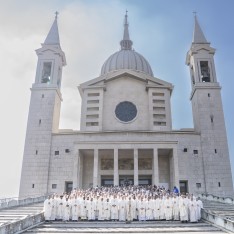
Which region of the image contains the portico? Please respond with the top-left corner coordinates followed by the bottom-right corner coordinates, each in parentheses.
top-left (73, 142), bottom-right (179, 190)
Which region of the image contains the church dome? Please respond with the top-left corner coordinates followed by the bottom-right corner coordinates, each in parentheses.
top-left (101, 49), bottom-right (153, 76)
top-left (100, 12), bottom-right (154, 77)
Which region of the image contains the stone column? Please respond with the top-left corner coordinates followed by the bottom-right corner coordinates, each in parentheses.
top-left (114, 148), bottom-right (119, 186)
top-left (73, 149), bottom-right (80, 189)
top-left (153, 147), bottom-right (159, 186)
top-left (134, 149), bottom-right (138, 185)
top-left (173, 147), bottom-right (180, 189)
top-left (93, 149), bottom-right (99, 187)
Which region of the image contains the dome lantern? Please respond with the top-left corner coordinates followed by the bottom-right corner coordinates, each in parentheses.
top-left (100, 12), bottom-right (154, 77)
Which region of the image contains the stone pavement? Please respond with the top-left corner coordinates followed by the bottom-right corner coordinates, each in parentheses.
top-left (25, 220), bottom-right (225, 233)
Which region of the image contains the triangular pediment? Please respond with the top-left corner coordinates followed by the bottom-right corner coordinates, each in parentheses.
top-left (190, 44), bottom-right (216, 54)
top-left (79, 69), bottom-right (173, 91)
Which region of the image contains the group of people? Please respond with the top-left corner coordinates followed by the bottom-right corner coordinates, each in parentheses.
top-left (43, 185), bottom-right (203, 223)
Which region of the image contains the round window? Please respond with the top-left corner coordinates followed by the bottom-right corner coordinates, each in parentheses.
top-left (115, 101), bottom-right (137, 122)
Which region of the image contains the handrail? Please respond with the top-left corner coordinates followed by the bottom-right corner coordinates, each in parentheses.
top-left (201, 208), bottom-right (234, 232)
top-left (0, 194), bottom-right (49, 210)
top-left (0, 193), bottom-right (48, 202)
top-left (198, 193), bottom-right (234, 205)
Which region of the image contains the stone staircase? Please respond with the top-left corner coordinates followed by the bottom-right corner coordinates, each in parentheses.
top-left (202, 199), bottom-right (234, 221)
top-left (0, 202), bottom-right (44, 234)
top-left (0, 203), bottom-right (43, 226)
top-left (1, 197), bottom-right (233, 233)
top-left (25, 220), bottom-right (225, 233)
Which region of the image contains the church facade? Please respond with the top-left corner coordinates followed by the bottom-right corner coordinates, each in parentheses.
top-left (19, 13), bottom-right (233, 198)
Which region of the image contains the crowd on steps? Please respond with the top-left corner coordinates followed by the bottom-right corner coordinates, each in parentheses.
top-left (43, 185), bottom-right (203, 223)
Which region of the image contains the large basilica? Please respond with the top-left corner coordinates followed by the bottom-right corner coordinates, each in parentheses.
top-left (19, 13), bottom-right (233, 198)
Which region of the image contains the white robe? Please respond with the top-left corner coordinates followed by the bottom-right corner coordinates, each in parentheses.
top-left (164, 199), bottom-right (173, 220)
top-left (131, 199), bottom-right (137, 220)
top-left (110, 198), bottom-right (119, 220)
top-left (57, 198), bottom-right (64, 220)
top-left (71, 198), bottom-right (79, 221)
top-left (137, 200), bottom-right (146, 221)
top-left (179, 198), bottom-right (189, 221)
top-left (63, 200), bottom-right (71, 221)
top-left (126, 199), bottom-right (134, 221)
top-left (103, 201), bottom-right (111, 220)
top-left (159, 199), bottom-right (165, 220)
top-left (196, 200), bottom-right (203, 220)
top-left (87, 200), bottom-right (97, 220)
top-left (172, 198), bottom-right (180, 220)
top-left (97, 200), bottom-right (105, 220)
top-left (189, 200), bottom-right (198, 222)
top-left (50, 198), bottom-right (56, 221)
top-left (153, 199), bottom-right (161, 220)
top-left (118, 199), bottom-right (126, 221)
top-left (145, 200), bottom-right (153, 220)
top-left (79, 199), bottom-right (87, 220)
top-left (44, 199), bottom-right (52, 221)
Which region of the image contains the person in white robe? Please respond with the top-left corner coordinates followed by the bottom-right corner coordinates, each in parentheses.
top-left (179, 195), bottom-right (189, 222)
top-left (54, 195), bottom-right (60, 220)
top-left (126, 197), bottom-right (134, 222)
top-left (196, 198), bottom-right (203, 221)
top-left (131, 196), bottom-right (137, 220)
top-left (189, 197), bottom-right (198, 222)
top-left (44, 196), bottom-right (52, 221)
top-left (110, 195), bottom-right (119, 221)
top-left (50, 196), bottom-right (56, 221)
top-left (153, 196), bottom-right (160, 220)
top-left (145, 197), bottom-right (153, 220)
top-left (118, 196), bottom-right (126, 221)
top-left (185, 194), bottom-right (190, 220)
top-left (159, 196), bottom-right (165, 220)
top-left (103, 198), bottom-right (111, 220)
top-left (149, 197), bottom-right (155, 220)
top-left (56, 196), bottom-right (64, 220)
top-left (77, 195), bottom-right (83, 219)
top-left (137, 197), bottom-right (146, 221)
top-left (63, 197), bottom-right (71, 221)
top-left (94, 196), bottom-right (99, 220)
top-left (79, 197), bottom-right (87, 220)
top-left (164, 196), bottom-right (173, 220)
top-left (71, 195), bottom-right (79, 221)
top-left (172, 195), bottom-right (180, 220)
top-left (87, 197), bottom-right (97, 220)
top-left (97, 197), bottom-right (105, 220)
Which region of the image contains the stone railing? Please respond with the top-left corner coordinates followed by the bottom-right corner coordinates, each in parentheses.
top-left (0, 212), bottom-right (44, 234)
top-left (201, 208), bottom-right (234, 233)
top-left (198, 193), bottom-right (234, 204)
top-left (0, 194), bottom-right (47, 210)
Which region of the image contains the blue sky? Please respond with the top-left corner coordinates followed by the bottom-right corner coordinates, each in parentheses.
top-left (0, 0), bottom-right (233, 197)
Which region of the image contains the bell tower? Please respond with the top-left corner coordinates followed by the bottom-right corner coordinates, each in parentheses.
top-left (19, 13), bottom-right (66, 198)
top-left (186, 15), bottom-right (233, 196)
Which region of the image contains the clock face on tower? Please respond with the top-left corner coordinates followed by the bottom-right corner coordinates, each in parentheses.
top-left (115, 101), bottom-right (137, 122)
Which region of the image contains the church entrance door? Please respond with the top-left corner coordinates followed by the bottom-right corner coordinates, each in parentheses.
top-left (101, 176), bottom-right (114, 187)
top-left (179, 180), bottom-right (188, 194)
top-left (65, 181), bottom-right (73, 193)
top-left (119, 176), bottom-right (134, 186)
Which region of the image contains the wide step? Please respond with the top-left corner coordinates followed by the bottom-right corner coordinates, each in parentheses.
top-left (25, 221), bottom-right (225, 233)
top-left (0, 202), bottom-right (43, 226)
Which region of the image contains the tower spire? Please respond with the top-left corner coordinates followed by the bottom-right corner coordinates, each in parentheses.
top-left (44, 12), bottom-right (60, 45)
top-left (120, 11), bottom-right (133, 50)
top-left (193, 14), bottom-right (208, 44)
